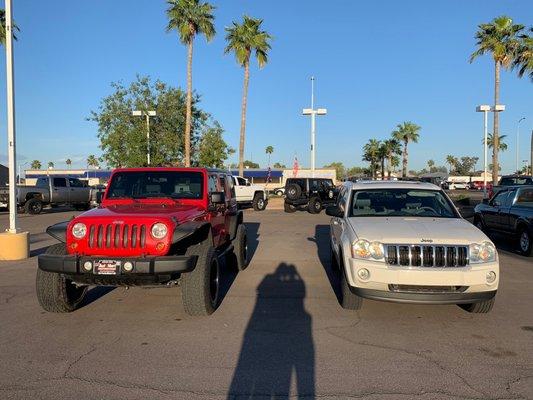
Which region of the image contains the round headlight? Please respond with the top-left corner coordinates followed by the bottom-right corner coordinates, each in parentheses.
top-left (369, 241), bottom-right (385, 260)
top-left (151, 223), bottom-right (168, 239)
top-left (352, 239), bottom-right (371, 258)
top-left (470, 241), bottom-right (496, 263)
top-left (72, 222), bottom-right (87, 239)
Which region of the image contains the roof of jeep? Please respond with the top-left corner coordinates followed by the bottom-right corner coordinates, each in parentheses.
top-left (344, 180), bottom-right (441, 191)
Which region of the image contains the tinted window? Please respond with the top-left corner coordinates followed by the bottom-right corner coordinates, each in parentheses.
top-left (53, 178), bottom-right (67, 187)
top-left (516, 188), bottom-right (533, 207)
top-left (286, 179), bottom-right (305, 189)
top-left (236, 177), bottom-right (247, 186)
top-left (350, 189), bottom-right (457, 218)
top-left (499, 177), bottom-right (515, 186)
top-left (36, 178), bottom-right (48, 187)
top-left (68, 178), bottom-right (84, 188)
top-left (208, 175), bottom-right (218, 193)
top-left (226, 175), bottom-right (236, 198)
top-left (503, 190), bottom-right (517, 207)
top-left (107, 171), bottom-right (203, 199)
top-left (492, 191), bottom-right (509, 207)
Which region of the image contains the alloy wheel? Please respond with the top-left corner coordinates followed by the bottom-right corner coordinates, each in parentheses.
top-left (520, 231), bottom-right (530, 253)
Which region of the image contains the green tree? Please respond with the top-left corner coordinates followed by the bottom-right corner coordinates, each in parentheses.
top-left (243, 160), bottom-right (259, 169)
top-left (225, 16), bottom-right (272, 177)
top-left (470, 16), bottom-right (525, 184)
top-left (65, 158), bottom-right (72, 168)
top-left (0, 9), bottom-right (19, 45)
top-left (512, 30), bottom-right (532, 80)
top-left (273, 162), bottom-right (286, 169)
top-left (89, 76), bottom-right (209, 168)
top-left (166, 0), bottom-right (215, 168)
top-left (197, 123), bottom-right (233, 168)
top-left (483, 133), bottom-right (508, 152)
top-left (87, 155), bottom-right (99, 169)
top-left (30, 160), bottom-right (41, 170)
top-left (455, 157), bottom-right (479, 176)
top-left (382, 139), bottom-right (401, 179)
top-left (446, 155), bottom-right (457, 174)
top-left (323, 162), bottom-right (345, 180)
top-left (265, 145), bottom-right (274, 166)
top-left (362, 139), bottom-right (381, 179)
top-left (392, 121), bottom-right (421, 177)
top-left (48, 161), bottom-right (54, 169)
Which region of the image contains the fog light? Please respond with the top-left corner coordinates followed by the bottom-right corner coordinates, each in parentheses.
top-left (486, 271), bottom-right (496, 284)
top-left (357, 268), bottom-right (370, 281)
top-left (123, 261), bottom-right (133, 272)
top-left (83, 261), bottom-right (92, 271)
top-left (70, 243), bottom-right (78, 250)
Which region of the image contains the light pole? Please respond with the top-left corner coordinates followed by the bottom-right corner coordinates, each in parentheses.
top-left (476, 104), bottom-right (505, 198)
top-left (516, 117), bottom-right (525, 174)
top-left (17, 161), bottom-right (28, 184)
top-left (132, 110), bottom-right (156, 166)
top-left (302, 77), bottom-right (327, 178)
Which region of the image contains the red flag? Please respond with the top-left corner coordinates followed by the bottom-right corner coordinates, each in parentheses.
top-left (293, 157), bottom-right (299, 177)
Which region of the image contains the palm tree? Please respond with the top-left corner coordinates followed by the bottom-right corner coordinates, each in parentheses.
top-left (47, 162), bottom-right (54, 169)
top-left (87, 155), bottom-right (99, 169)
top-left (265, 145), bottom-right (274, 166)
top-left (382, 139), bottom-right (401, 179)
top-left (30, 160), bottom-right (41, 170)
top-left (225, 16), bottom-right (272, 177)
top-left (166, 0), bottom-right (215, 167)
top-left (0, 9), bottom-right (19, 45)
top-left (484, 133), bottom-right (508, 151)
top-left (470, 16), bottom-right (525, 184)
top-left (377, 143), bottom-right (389, 180)
top-left (446, 155), bottom-right (457, 174)
top-left (512, 29), bottom-right (532, 81)
top-left (391, 121), bottom-right (421, 177)
top-left (65, 158), bottom-right (72, 169)
top-left (363, 139), bottom-right (381, 179)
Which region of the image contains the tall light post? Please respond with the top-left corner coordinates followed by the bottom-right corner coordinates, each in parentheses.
top-left (302, 77), bottom-right (327, 178)
top-left (516, 117), bottom-right (525, 174)
top-left (132, 110), bottom-right (156, 166)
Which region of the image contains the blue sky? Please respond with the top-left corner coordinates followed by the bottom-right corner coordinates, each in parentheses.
top-left (0, 0), bottom-right (531, 173)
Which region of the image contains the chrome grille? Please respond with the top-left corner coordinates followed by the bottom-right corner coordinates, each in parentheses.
top-left (88, 223), bottom-right (146, 249)
top-left (385, 245), bottom-right (468, 267)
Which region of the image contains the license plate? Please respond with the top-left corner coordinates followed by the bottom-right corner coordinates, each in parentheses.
top-left (94, 260), bottom-right (120, 275)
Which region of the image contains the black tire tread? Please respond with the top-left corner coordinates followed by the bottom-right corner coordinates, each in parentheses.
top-left (308, 197), bottom-right (321, 214)
top-left (517, 227), bottom-right (533, 257)
top-left (460, 297), bottom-right (495, 313)
top-left (233, 224), bottom-right (248, 271)
top-left (284, 202), bottom-right (296, 213)
top-left (25, 198), bottom-right (43, 215)
top-left (341, 269), bottom-right (363, 310)
top-left (252, 193), bottom-right (266, 211)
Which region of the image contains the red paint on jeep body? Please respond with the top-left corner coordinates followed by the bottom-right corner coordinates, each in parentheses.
top-left (66, 168), bottom-right (218, 257)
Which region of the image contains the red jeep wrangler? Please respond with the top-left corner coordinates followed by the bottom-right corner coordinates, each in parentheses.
top-left (36, 168), bottom-right (248, 316)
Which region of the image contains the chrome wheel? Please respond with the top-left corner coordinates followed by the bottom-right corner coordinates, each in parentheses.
top-left (520, 231), bottom-right (530, 253)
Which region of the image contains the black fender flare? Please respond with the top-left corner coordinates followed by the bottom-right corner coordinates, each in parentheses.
top-left (228, 210), bottom-right (243, 241)
top-left (46, 221), bottom-right (69, 242)
top-left (172, 221), bottom-right (212, 245)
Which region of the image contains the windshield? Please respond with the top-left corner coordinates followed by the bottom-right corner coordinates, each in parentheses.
top-left (106, 171), bottom-right (203, 200)
top-left (349, 189), bottom-right (458, 218)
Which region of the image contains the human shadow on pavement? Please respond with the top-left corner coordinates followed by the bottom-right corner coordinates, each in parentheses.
top-left (227, 263), bottom-right (315, 399)
top-left (308, 225), bottom-right (342, 304)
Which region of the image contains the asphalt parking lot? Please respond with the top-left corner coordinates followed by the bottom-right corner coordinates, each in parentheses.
top-left (1, 208), bottom-right (532, 400)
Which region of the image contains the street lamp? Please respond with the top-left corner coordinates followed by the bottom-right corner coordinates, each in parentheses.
top-left (476, 104), bottom-right (505, 198)
top-left (516, 117), bottom-right (526, 174)
top-left (302, 77), bottom-right (327, 178)
top-left (132, 110), bottom-right (156, 166)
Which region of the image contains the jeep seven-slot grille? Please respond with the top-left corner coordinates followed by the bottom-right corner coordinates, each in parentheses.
top-left (88, 223), bottom-right (146, 249)
top-left (386, 245), bottom-right (468, 267)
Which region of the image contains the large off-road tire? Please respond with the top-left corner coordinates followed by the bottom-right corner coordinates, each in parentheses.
top-left (285, 184), bottom-right (301, 201)
top-left (252, 194), bottom-right (267, 211)
top-left (517, 227), bottom-right (533, 257)
top-left (459, 297), bottom-right (495, 313)
top-left (284, 202), bottom-right (297, 213)
top-left (181, 242), bottom-right (220, 316)
top-left (36, 244), bottom-right (88, 313)
top-left (308, 197), bottom-right (322, 214)
top-left (341, 268), bottom-right (363, 310)
top-left (25, 198), bottom-right (43, 214)
top-left (233, 224), bottom-right (248, 271)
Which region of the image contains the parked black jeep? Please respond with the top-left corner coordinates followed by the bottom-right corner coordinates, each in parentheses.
top-left (284, 178), bottom-right (338, 213)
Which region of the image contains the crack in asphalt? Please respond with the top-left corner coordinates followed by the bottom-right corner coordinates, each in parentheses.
top-left (62, 336), bottom-right (122, 379)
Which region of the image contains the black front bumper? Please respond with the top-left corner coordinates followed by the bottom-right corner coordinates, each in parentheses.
top-left (38, 254), bottom-right (197, 286)
top-left (351, 287), bottom-right (497, 305)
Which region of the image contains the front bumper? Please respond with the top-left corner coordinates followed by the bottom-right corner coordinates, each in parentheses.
top-left (351, 287), bottom-right (496, 304)
top-left (38, 253), bottom-right (197, 285)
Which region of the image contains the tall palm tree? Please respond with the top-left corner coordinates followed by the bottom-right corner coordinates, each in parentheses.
top-left (382, 139), bottom-right (401, 179)
top-left (470, 16), bottom-right (525, 184)
top-left (87, 155), bottom-right (99, 169)
top-left (484, 133), bottom-right (508, 151)
top-left (47, 162), bottom-right (54, 169)
top-left (363, 139), bottom-right (381, 180)
top-left (225, 16), bottom-right (272, 177)
top-left (166, 0), bottom-right (215, 167)
top-left (265, 145), bottom-right (274, 166)
top-left (30, 160), bottom-right (41, 170)
top-left (446, 155), bottom-right (457, 174)
top-left (391, 121), bottom-right (421, 177)
top-left (377, 143), bottom-right (388, 180)
top-left (0, 9), bottom-right (19, 45)
top-left (65, 158), bottom-right (72, 169)
top-left (512, 29), bottom-right (532, 81)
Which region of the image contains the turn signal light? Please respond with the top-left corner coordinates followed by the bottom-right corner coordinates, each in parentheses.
top-left (70, 243), bottom-right (78, 250)
top-left (156, 242), bottom-right (165, 251)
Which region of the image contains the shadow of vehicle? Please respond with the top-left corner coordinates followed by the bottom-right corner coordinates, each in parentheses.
top-left (80, 286), bottom-right (116, 308)
top-left (244, 222), bottom-right (260, 262)
top-left (227, 263), bottom-right (315, 399)
top-left (308, 225), bottom-right (342, 305)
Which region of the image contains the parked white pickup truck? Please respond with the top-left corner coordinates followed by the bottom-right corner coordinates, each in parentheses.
top-left (230, 176), bottom-right (268, 211)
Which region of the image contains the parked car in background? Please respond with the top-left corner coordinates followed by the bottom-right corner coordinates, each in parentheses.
top-left (89, 184), bottom-right (107, 208)
top-left (230, 175), bottom-right (268, 211)
top-left (474, 185), bottom-right (533, 256)
top-left (469, 181), bottom-right (493, 192)
top-left (0, 176), bottom-right (92, 214)
top-left (326, 180), bottom-right (499, 313)
top-left (36, 168), bottom-right (248, 316)
top-left (272, 187), bottom-right (285, 196)
top-left (489, 175), bottom-right (533, 198)
top-left (448, 182), bottom-right (469, 190)
top-left (284, 177), bottom-right (338, 213)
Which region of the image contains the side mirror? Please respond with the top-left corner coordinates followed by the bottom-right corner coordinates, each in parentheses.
top-left (325, 206), bottom-right (343, 217)
top-left (96, 191), bottom-right (104, 204)
top-left (246, 182), bottom-right (251, 186)
top-left (210, 192), bottom-right (225, 204)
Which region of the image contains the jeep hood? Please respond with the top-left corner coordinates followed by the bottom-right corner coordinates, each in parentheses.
top-left (347, 217), bottom-right (489, 245)
top-left (78, 203), bottom-right (205, 223)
